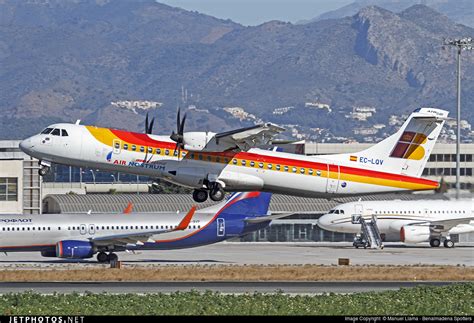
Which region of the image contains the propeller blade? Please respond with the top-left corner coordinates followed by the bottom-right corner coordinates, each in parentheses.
top-left (145, 112), bottom-right (149, 134)
top-left (180, 112), bottom-right (187, 135)
top-left (176, 107), bottom-right (181, 134)
top-left (148, 117), bottom-right (155, 134)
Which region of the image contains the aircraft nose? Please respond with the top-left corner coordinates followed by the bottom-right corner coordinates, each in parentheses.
top-left (19, 137), bottom-right (34, 154)
top-left (317, 214), bottom-right (333, 231)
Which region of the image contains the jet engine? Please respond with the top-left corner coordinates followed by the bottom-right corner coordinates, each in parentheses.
top-left (400, 225), bottom-right (430, 244)
top-left (40, 250), bottom-right (57, 257)
top-left (56, 240), bottom-right (95, 259)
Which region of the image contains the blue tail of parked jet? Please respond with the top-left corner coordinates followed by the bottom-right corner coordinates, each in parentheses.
top-left (217, 192), bottom-right (272, 219)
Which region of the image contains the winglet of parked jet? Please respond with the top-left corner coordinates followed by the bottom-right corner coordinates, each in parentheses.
top-left (123, 202), bottom-right (133, 214)
top-left (174, 205), bottom-right (197, 231)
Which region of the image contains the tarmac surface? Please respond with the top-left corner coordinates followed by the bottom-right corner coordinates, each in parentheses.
top-left (0, 281), bottom-right (460, 295)
top-left (0, 242), bottom-right (472, 268)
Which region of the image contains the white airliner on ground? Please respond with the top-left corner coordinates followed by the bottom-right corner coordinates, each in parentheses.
top-left (0, 192), bottom-right (283, 262)
top-left (318, 198), bottom-right (474, 248)
top-left (20, 108), bottom-right (448, 202)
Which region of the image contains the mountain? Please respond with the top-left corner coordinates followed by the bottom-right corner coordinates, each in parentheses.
top-left (300, 0), bottom-right (474, 28)
top-left (0, 0), bottom-right (473, 141)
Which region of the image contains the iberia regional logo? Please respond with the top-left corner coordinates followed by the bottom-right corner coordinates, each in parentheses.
top-left (106, 151), bottom-right (113, 162)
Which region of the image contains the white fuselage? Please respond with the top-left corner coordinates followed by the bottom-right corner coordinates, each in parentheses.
top-left (318, 199), bottom-right (474, 241)
top-left (19, 122), bottom-right (439, 198)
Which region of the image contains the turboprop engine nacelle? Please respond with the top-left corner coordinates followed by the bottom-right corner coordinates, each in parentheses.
top-left (182, 132), bottom-right (217, 151)
top-left (400, 225), bottom-right (430, 244)
top-left (167, 167), bottom-right (208, 188)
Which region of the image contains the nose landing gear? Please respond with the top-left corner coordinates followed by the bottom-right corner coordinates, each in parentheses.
top-left (38, 160), bottom-right (51, 176)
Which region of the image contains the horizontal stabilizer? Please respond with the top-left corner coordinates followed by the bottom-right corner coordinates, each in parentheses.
top-left (244, 213), bottom-right (294, 224)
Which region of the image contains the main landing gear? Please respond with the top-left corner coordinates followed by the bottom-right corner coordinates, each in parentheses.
top-left (429, 237), bottom-right (455, 248)
top-left (192, 182), bottom-right (225, 203)
top-left (97, 251), bottom-right (119, 263)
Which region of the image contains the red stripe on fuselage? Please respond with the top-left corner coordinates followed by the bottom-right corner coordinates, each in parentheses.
top-left (105, 129), bottom-right (437, 187)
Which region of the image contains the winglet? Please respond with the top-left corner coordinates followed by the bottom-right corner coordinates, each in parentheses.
top-left (123, 202), bottom-right (133, 214)
top-left (174, 205), bottom-right (197, 231)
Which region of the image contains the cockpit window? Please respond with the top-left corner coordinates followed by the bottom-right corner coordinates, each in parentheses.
top-left (41, 128), bottom-right (53, 134)
top-left (328, 210), bottom-right (335, 214)
top-left (51, 129), bottom-right (60, 136)
top-left (335, 210), bottom-right (340, 214)
top-left (61, 129), bottom-right (69, 136)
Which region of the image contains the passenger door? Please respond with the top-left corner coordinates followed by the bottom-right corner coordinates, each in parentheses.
top-left (88, 224), bottom-right (95, 236)
top-left (80, 224), bottom-right (87, 235)
top-left (326, 164), bottom-right (340, 194)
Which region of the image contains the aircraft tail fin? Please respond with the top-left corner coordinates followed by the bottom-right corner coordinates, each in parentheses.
top-left (331, 108), bottom-right (448, 178)
top-left (207, 192), bottom-right (272, 219)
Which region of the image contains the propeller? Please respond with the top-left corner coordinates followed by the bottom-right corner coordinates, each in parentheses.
top-left (144, 112), bottom-right (155, 134)
top-left (170, 107), bottom-right (187, 158)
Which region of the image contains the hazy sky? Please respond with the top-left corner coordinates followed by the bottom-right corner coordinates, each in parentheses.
top-left (158, 0), bottom-right (354, 26)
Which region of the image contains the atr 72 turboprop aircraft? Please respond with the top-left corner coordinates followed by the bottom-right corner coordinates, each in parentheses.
top-left (20, 107), bottom-right (448, 203)
top-left (0, 192), bottom-right (282, 263)
top-left (318, 199), bottom-right (474, 248)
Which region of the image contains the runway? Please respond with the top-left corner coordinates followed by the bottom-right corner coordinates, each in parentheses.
top-left (0, 281), bottom-right (460, 295)
top-left (0, 242), bottom-right (472, 269)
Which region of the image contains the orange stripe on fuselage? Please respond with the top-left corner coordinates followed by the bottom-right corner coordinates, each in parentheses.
top-left (84, 127), bottom-right (438, 190)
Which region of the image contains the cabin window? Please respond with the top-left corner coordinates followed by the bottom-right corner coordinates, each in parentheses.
top-left (156, 148), bottom-right (161, 154)
top-left (250, 161), bottom-right (255, 167)
top-left (241, 160), bottom-right (246, 166)
top-left (141, 226), bottom-right (144, 229)
top-left (61, 129), bottom-right (69, 137)
top-left (106, 226), bottom-right (110, 230)
top-left (259, 163), bottom-right (264, 168)
top-left (132, 145), bottom-right (136, 151)
top-left (207, 155), bottom-right (212, 161)
top-left (161, 225), bottom-right (164, 229)
top-left (198, 154), bottom-right (203, 160)
top-left (123, 144), bottom-right (128, 150)
top-left (216, 157), bottom-right (220, 163)
top-left (182, 152), bottom-right (186, 157)
top-left (57, 227), bottom-right (60, 230)
top-left (267, 164), bottom-right (273, 170)
top-left (47, 227), bottom-right (50, 231)
top-left (125, 226), bottom-right (129, 230)
top-left (292, 167), bottom-right (297, 173)
top-left (51, 129), bottom-right (60, 136)
top-left (145, 226), bottom-right (148, 229)
top-left (120, 226), bottom-right (124, 230)
top-left (140, 146), bottom-right (145, 152)
top-left (174, 150), bottom-right (178, 156)
top-left (300, 168), bottom-right (305, 174)
top-left (276, 165), bottom-right (281, 171)
top-left (148, 147), bottom-right (153, 153)
top-left (309, 169), bottom-right (314, 175)
top-left (284, 166), bottom-right (289, 172)
top-left (224, 158), bottom-right (229, 163)
top-left (232, 159), bottom-right (237, 165)
top-left (165, 149), bottom-right (169, 155)
top-left (22, 227), bottom-right (25, 231)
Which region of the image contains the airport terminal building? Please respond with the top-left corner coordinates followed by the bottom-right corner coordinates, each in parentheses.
top-left (1, 140), bottom-right (473, 243)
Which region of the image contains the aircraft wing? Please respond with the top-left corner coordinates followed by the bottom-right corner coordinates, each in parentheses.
top-left (407, 217), bottom-right (474, 234)
top-left (91, 206), bottom-right (196, 247)
top-left (244, 213), bottom-right (294, 224)
top-left (209, 123), bottom-right (286, 152)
